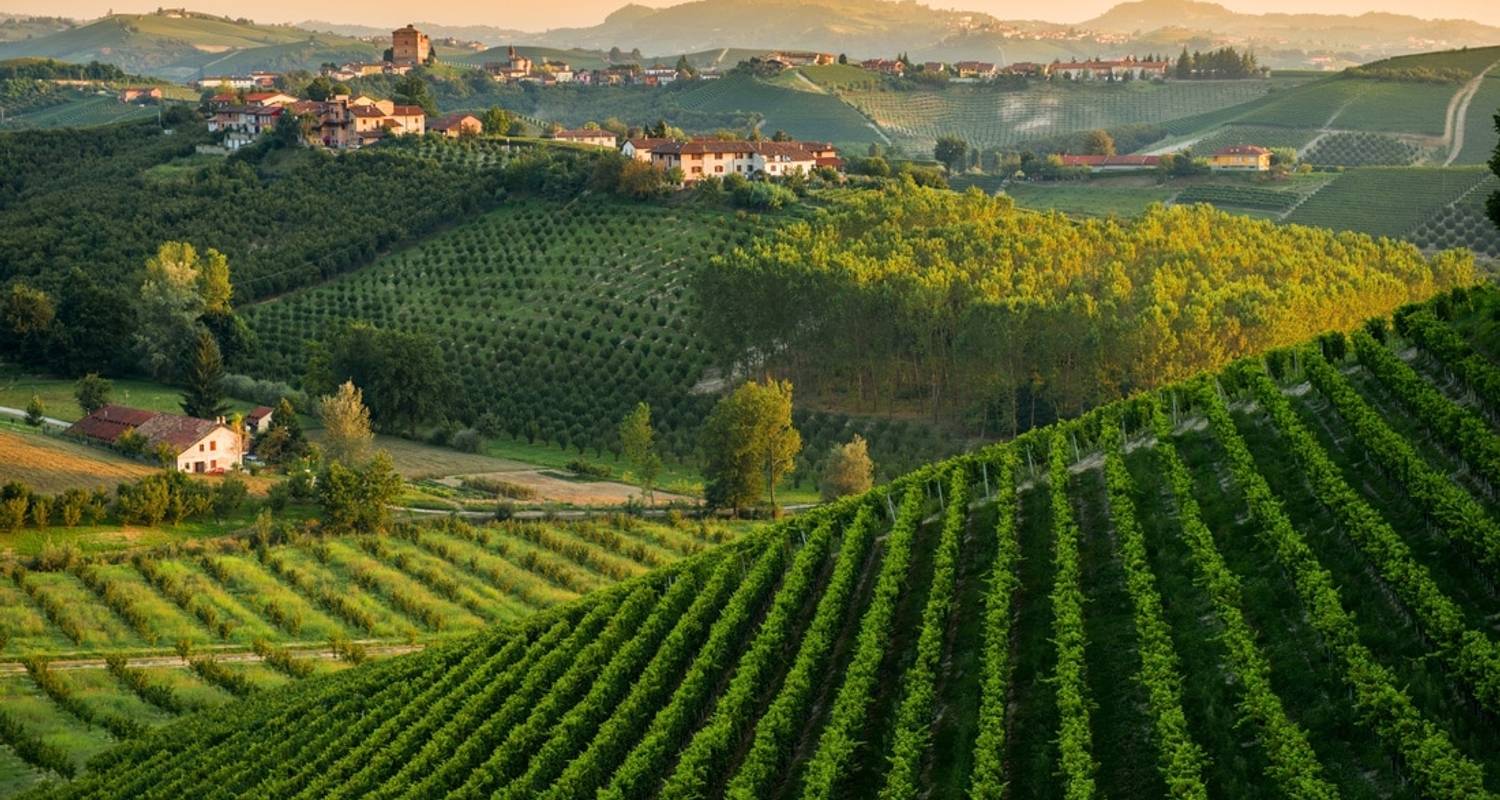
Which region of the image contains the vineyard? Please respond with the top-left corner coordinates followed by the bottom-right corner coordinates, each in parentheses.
top-left (1301, 131), bottom-right (1424, 166)
top-left (1235, 78), bottom-right (1455, 136)
top-left (1179, 124), bottom-right (1318, 155)
top-left (1454, 72), bottom-right (1500, 165)
top-left (672, 75), bottom-right (880, 144)
top-left (1173, 183), bottom-right (1303, 211)
top-left (242, 197), bottom-right (952, 475)
top-left (1283, 166), bottom-right (1492, 238)
top-left (1406, 175), bottom-right (1500, 259)
top-left (839, 80), bottom-right (1280, 151)
top-left (0, 514), bottom-right (739, 793)
top-left (0, 96), bottom-right (158, 130)
top-left (28, 284), bottom-right (1500, 798)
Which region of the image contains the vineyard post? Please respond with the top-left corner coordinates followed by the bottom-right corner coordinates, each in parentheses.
top-left (886, 491), bottom-right (896, 520)
top-left (981, 460), bottom-right (991, 498)
top-left (936, 478), bottom-right (944, 509)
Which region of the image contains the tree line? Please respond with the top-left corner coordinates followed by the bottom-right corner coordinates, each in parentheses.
top-left (695, 181), bottom-right (1476, 438)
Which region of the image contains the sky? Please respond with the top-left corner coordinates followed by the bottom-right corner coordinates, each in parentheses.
top-left (9, 0), bottom-right (1500, 31)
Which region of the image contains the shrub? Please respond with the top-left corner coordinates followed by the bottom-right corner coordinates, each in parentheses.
top-left (566, 459), bottom-right (613, 479)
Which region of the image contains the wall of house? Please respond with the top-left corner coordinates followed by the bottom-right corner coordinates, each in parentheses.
top-left (176, 427), bottom-right (243, 474)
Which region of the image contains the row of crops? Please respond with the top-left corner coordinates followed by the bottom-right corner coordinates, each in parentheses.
top-left (840, 80), bottom-right (1278, 151)
top-left (0, 96), bottom-right (158, 131)
top-left (1406, 175), bottom-right (1500, 259)
top-left (1302, 131), bottom-right (1423, 166)
top-left (1174, 183), bottom-right (1302, 211)
top-left (674, 75), bottom-right (879, 144)
top-left (1235, 77), bottom-right (1455, 136)
top-left (0, 515), bottom-right (735, 794)
top-left (1283, 166), bottom-right (1492, 237)
top-left (36, 286), bottom-right (1500, 798)
top-left (241, 197), bottom-right (953, 474)
top-left (1183, 123), bottom-right (1318, 155)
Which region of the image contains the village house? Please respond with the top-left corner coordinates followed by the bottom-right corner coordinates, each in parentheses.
top-left (621, 137), bottom-right (675, 161)
top-left (550, 128), bottom-right (619, 148)
top-left (954, 61), bottom-right (998, 79)
top-left (1057, 154), bottom-right (1162, 172)
top-left (291, 95), bottom-right (426, 150)
top-left (1209, 145), bottom-right (1272, 171)
top-left (642, 65), bottom-right (680, 86)
top-left (861, 58), bottom-right (905, 76)
top-left (1000, 61), bottom-right (1046, 77)
top-left (118, 86), bottom-right (162, 103)
top-left (192, 75), bottom-right (259, 90)
top-left (431, 113), bottom-right (483, 137)
top-left (245, 406), bottom-right (274, 435)
top-left (763, 51), bottom-right (835, 68)
top-left (208, 105), bottom-right (283, 149)
top-left (66, 405), bottom-right (244, 474)
top-left (485, 46), bottom-right (534, 82)
top-left (392, 24), bottom-right (431, 66)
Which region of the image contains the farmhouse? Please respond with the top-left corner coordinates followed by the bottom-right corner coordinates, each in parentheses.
top-left (1209, 145), bottom-right (1272, 171)
top-left (550, 129), bottom-right (619, 148)
top-left (245, 406), bottom-right (274, 435)
top-left (293, 95), bottom-right (427, 149)
top-left (1048, 57), bottom-right (1171, 80)
top-left (208, 105), bottom-right (283, 149)
top-left (392, 24), bottom-right (431, 66)
top-left (954, 61), bottom-right (997, 79)
top-left (118, 86), bottom-right (162, 103)
top-left (430, 113), bottom-right (483, 137)
top-left (640, 139), bottom-right (836, 183)
top-left (1057, 154), bottom-right (1162, 172)
top-left (66, 405), bottom-right (243, 473)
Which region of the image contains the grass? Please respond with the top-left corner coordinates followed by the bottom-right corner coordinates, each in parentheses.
top-left (1455, 73), bottom-right (1500, 165)
top-left (0, 366), bottom-right (259, 423)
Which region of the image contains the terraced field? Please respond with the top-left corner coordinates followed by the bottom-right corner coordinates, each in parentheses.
top-left (0, 514), bottom-right (742, 794)
top-left (841, 80), bottom-right (1280, 151)
top-left (34, 285), bottom-right (1500, 799)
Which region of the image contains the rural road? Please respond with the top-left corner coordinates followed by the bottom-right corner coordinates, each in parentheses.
top-left (1444, 61), bottom-right (1499, 166)
top-left (0, 405), bottom-right (68, 428)
top-left (0, 642), bottom-right (425, 674)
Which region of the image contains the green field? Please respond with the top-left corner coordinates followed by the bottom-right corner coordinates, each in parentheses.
top-left (1455, 72), bottom-right (1500, 165)
top-left (0, 513), bottom-right (743, 795)
top-left (1236, 78), bottom-right (1458, 136)
top-left (1181, 123), bottom-right (1320, 155)
top-left (1283, 166), bottom-right (1492, 238)
top-left (842, 79), bottom-right (1282, 151)
top-left (34, 285), bottom-right (1500, 799)
top-left (994, 182), bottom-right (1177, 217)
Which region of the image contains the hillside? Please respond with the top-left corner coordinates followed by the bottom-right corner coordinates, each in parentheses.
top-left (0, 512), bottom-right (746, 795)
top-left (0, 12), bottom-right (390, 80)
top-left (1084, 0), bottom-right (1500, 51)
top-left (27, 283), bottom-right (1500, 798)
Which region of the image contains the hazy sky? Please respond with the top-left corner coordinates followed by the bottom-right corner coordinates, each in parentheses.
top-left (12, 0), bottom-right (1500, 31)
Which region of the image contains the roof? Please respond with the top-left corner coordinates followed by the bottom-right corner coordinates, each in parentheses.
top-left (66, 405), bottom-right (157, 444)
top-left (1213, 145), bottom-right (1272, 156)
top-left (134, 413), bottom-right (224, 452)
top-left (623, 137), bottom-right (674, 151)
top-left (1058, 154), bottom-right (1161, 167)
top-left (391, 105), bottom-right (425, 117)
top-left (430, 113), bottom-right (479, 130)
top-left (246, 406), bottom-right (274, 421)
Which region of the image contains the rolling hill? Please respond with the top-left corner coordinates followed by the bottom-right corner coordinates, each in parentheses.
top-left (22, 283), bottom-right (1500, 798)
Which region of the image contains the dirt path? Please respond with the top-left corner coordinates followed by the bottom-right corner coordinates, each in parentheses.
top-left (1444, 61), bottom-right (1499, 166)
top-left (790, 70), bottom-right (827, 94)
top-left (0, 642), bottom-right (424, 674)
top-left (0, 405), bottom-right (69, 428)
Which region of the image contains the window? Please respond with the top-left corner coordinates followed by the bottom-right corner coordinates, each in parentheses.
top-left (691, 166), bottom-right (702, 174)
top-left (210, 460), bottom-right (217, 470)
top-left (715, 165), bottom-right (724, 173)
top-left (210, 440), bottom-right (217, 451)
top-left (199, 443), bottom-right (205, 452)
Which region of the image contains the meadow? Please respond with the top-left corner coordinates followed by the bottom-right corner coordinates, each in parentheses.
top-left (0, 513), bottom-right (745, 794)
top-left (34, 285), bottom-right (1500, 799)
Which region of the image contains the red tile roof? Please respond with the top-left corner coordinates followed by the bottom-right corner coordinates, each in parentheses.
top-left (246, 406), bottom-right (274, 421)
top-left (134, 414), bottom-right (224, 452)
top-left (66, 405), bottom-right (157, 444)
top-left (552, 129), bottom-right (617, 140)
top-left (1057, 154), bottom-right (1161, 167)
top-left (430, 113), bottom-right (479, 131)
